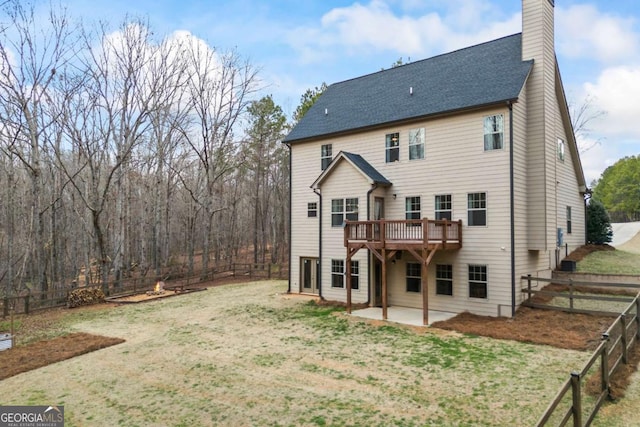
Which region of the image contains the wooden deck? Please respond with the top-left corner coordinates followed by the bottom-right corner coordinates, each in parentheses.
top-left (343, 218), bottom-right (462, 325)
top-left (344, 218), bottom-right (462, 251)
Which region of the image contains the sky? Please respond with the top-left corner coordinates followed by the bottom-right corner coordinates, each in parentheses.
top-left (57, 0), bottom-right (640, 185)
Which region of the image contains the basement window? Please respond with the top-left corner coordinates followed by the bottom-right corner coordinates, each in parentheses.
top-left (468, 265), bottom-right (487, 299)
top-left (406, 263), bottom-right (421, 293)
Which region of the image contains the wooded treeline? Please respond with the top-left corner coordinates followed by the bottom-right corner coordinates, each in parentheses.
top-left (0, 1), bottom-right (292, 297)
top-left (592, 155), bottom-right (640, 222)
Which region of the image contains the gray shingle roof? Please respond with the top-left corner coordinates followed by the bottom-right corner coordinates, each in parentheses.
top-left (312, 151), bottom-right (391, 188)
top-left (285, 33), bottom-right (533, 143)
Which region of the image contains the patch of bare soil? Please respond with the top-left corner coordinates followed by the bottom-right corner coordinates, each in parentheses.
top-left (0, 332), bottom-right (124, 380)
top-left (562, 243), bottom-right (615, 262)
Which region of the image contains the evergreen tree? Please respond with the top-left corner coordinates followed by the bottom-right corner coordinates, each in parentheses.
top-left (586, 199), bottom-right (613, 244)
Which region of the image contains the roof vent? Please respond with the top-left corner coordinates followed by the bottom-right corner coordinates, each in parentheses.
top-left (324, 108), bottom-right (328, 115)
top-left (409, 86), bottom-right (413, 95)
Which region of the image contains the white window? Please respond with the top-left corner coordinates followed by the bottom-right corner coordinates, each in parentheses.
top-left (345, 198), bottom-right (359, 221)
top-left (436, 264), bottom-right (453, 296)
top-left (307, 202), bottom-right (317, 218)
top-left (350, 260), bottom-right (359, 290)
top-left (469, 265), bottom-right (487, 299)
top-left (406, 263), bottom-right (421, 293)
top-left (408, 128), bottom-right (425, 160)
top-left (332, 198), bottom-right (358, 226)
top-left (331, 260), bottom-right (344, 288)
top-left (557, 139), bottom-right (565, 162)
top-left (467, 192), bottom-right (486, 226)
top-left (321, 144), bottom-right (332, 170)
top-left (331, 199), bottom-right (344, 227)
top-left (484, 115), bottom-right (503, 150)
top-left (405, 197), bottom-right (421, 221)
top-left (435, 194), bottom-right (452, 220)
top-left (385, 133), bottom-right (399, 163)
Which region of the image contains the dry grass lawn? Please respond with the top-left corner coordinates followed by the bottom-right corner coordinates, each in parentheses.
top-left (1, 280), bottom-right (599, 426)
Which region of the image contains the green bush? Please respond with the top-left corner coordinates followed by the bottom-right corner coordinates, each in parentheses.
top-left (586, 199), bottom-right (613, 244)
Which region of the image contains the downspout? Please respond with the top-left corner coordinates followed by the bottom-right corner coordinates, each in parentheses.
top-left (313, 188), bottom-right (322, 299)
top-left (365, 184), bottom-right (378, 306)
top-left (509, 102), bottom-right (516, 317)
top-left (286, 142), bottom-right (292, 293)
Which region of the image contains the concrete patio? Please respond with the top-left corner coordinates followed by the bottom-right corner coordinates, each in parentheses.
top-left (349, 306), bottom-right (457, 326)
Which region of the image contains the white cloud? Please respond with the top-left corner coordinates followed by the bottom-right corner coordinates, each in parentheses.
top-left (578, 138), bottom-right (617, 185)
top-left (584, 66), bottom-right (640, 139)
top-left (556, 4), bottom-right (639, 63)
top-left (289, 0), bottom-right (520, 62)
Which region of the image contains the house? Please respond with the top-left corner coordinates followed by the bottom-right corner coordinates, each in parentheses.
top-left (283, 0), bottom-right (587, 324)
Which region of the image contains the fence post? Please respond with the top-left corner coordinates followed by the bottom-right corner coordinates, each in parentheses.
top-left (601, 333), bottom-right (611, 399)
top-left (636, 297), bottom-right (640, 340)
top-left (620, 315), bottom-right (628, 364)
top-left (569, 278), bottom-right (574, 311)
top-left (527, 274), bottom-right (532, 304)
top-left (24, 295), bottom-right (29, 315)
top-left (268, 264), bottom-right (272, 279)
top-left (570, 371), bottom-right (582, 427)
top-left (3, 297), bottom-right (8, 318)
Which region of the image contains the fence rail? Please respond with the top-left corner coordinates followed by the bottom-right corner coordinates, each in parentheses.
top-left (535, 289), bottom-right (640, 426)
top-left (521, 275), bottom-right (639, 316)
top-left (1, 263), bottom-right (288, 317)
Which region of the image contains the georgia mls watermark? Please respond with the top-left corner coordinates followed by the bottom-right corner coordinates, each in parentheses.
top-left (0, 406), bottom-right (64, 427)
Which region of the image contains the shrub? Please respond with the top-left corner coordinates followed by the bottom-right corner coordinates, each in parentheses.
top-left (587, 199), bottom-right (613, 244)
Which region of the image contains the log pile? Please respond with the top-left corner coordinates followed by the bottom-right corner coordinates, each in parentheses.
top-left (67, 288), bottom-right (106, 308)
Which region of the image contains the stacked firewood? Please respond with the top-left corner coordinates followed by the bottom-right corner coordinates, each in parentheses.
top-left (67, 288), bottom-right (106, 308)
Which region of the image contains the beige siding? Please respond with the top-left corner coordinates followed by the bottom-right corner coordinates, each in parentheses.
top-left (524, 0), bottom-right (556, 251)
top-left (289, 144), bottom-right (321, 293)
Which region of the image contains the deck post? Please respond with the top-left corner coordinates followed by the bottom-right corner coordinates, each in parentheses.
top-left (382, 248), bottom-right (387, 320)
top-left (422, 248), bottom-right (429, 326)
top-left (346, 256), bottom-right (352, 314)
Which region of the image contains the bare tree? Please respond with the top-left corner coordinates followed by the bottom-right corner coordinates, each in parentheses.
top-left (0, 0), bottom-right (75, 294)
top-left (570, 94), bottom-right (606, 153)
top-left (179, 39), bottom-right (259, 275)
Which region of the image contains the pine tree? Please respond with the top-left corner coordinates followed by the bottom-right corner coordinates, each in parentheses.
top-left (586, 199), bottom-right (613, 244)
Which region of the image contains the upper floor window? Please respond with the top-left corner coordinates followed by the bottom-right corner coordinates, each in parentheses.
top-left (435, 194), bottom-right (452, 220)
top-left (331, 198), bottom-right (358, 226)
top-left (307, 202), bottom-right (317, 218)
top-left (557, 139), bottom-right (565, 162)
top-left (345, 198), bottom-right (359, 221)
top-left (408, 128), bottom-right (425, 160)
top-left (436, 264), bottom-right (453, 296)
top-left (468, 192), bottom-right (487, 226)
top-left (405, 197), bottom-right (421, 221)
top-left (321, 144), bottom-right (332, 170)
top-left (566, 206), bottom-right (572, 234)
top-left (406, 263), bottom-right (421, 293)
top-left (484, 115), bottom-right (503, 151)
top-left (385, 133), bottom-right (399, 163)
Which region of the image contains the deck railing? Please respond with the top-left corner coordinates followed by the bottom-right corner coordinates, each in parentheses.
top-left (344, 218), bottom-right (462, 247)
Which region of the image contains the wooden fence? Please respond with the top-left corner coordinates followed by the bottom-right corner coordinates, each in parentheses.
top-left (523, 275), bottom-right (640, 426)
top-left (521, 275), bottom-right (640, 316)
top-left (1, 263), bottom-right (288, 318)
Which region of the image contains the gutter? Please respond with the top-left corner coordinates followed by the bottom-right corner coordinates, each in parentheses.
top-left (509, 102), bottom-right (516, 317)
top-left (286, 142), bottom-right (292, 293)
top-left (313, 188), bottom-right (323, 298)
